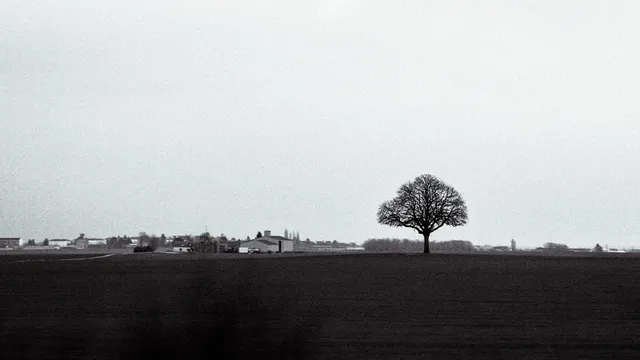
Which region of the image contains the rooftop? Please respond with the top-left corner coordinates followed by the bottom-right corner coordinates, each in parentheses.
top-left (257, 239), bottom-right (278, 245)
top-left (258, 235), bottom-right (293, 241)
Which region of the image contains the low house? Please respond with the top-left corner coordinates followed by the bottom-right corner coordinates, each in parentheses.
top-left (492, 246), bottom-right (511, 252)
top-left (0, 237), bottom-right (23, 249)
top-left (310, 244), bottom-right (336, 252)
top-left (172, 246), bottom-right (193, 253)
top-left (569, 248), bottom-right (591, 253)
top-left (49, 239), bottom-right (71, 248)
top-left (346, 246), bottom-right (365, 251)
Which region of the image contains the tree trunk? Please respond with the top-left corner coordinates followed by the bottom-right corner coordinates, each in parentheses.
top-left (423, 232), bottom-right (430, 254)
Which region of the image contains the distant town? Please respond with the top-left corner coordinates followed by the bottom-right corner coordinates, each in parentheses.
top-left (0, 231), bottom-right (636, 254)
top-left (0, 229), bottom-right (364, 254)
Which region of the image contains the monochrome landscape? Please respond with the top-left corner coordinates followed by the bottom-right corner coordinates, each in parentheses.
top-left (2, 1), bottom-right (640, 358)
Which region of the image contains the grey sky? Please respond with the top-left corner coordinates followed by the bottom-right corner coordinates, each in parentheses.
top-left (1, 1), bottom-right (639, 248)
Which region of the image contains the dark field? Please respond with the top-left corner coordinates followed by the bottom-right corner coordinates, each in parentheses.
top-left (1, 253), bottom-right (639, 359)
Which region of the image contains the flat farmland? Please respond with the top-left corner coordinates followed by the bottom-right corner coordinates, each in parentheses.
top-left (1, 253), bottom-right (639, 359)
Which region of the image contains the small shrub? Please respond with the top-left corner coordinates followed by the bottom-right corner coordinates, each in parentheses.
top-left (133, 246), bottom-right (155, 253)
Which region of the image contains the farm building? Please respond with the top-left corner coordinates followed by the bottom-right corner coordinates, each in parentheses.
top-left (172, 246), bottom-right (193, 253)
top-left (239, 230), bottom-right (294, 253)
top-left (87, 238), bottom-right (107, 246)
top-left (75, 238), bottom-right (89, 249)
top-left (0, 237), bottom-right (23, 249)
top-left (346, 246), bottom-right (365, 251)
top-left (569, 248), bottom-right (592, 253)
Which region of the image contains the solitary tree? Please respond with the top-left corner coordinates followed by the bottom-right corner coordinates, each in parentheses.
top-left (377, 174), bottom-right (468, 254)
top-left (256, 231), bottom-right (263, 238)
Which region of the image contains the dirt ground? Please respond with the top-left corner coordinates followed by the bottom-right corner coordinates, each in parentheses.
top-left (1, 253), bottom-right (639, 359)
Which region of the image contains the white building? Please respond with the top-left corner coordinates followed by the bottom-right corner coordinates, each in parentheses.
top-left (87, 238), bottom-right (107, 246)
top-left (346, 246), bottom-right (365, 251)
top-left (172, 246), bottom-right (193, 253)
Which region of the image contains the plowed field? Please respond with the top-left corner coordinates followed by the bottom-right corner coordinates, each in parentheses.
top-left (1, 253), bottom-right (639, 359)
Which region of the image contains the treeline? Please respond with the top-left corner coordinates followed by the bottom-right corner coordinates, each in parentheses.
top-left (106, 236), bottom-right (133, 249)
top-left (362, 238), bottom-right (474, 253)
top-left (541, 242), bottom-right (569, 251)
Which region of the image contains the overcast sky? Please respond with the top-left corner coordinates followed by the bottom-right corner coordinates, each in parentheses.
top-left (1, 1), bottom-right (639, 248)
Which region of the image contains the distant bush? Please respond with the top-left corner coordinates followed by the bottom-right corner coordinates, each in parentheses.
top-left (133, 246), bottom-right (155, 253)
top-left (107, 236), bottom-right (133, 249)
top-left (431, 240), bottom-right (474, 252)
top-left (363, 238), bottom-right (474, 253)
top-left (363, 238), bottom-right (423, 253)
top-left (267, 250), bottom-right (273, 254)
top-left (543, 242), bottom-right (569, 252)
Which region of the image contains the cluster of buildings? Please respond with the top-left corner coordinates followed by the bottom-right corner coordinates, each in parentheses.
top-left (173, 230), bottom-right (363, 254)
top-left (1, 229), bottom-right (366, 254)
top-left (0, 236), bottom-right (108, 250)
top-left (473, 239), bottom-right (637, 253)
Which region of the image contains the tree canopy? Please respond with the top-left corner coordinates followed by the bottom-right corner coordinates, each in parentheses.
top-left (377, 174), bottom-right (468, 253)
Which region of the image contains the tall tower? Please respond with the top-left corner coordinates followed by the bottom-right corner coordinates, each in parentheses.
top-left (510, 238), bottom-right (516, 251)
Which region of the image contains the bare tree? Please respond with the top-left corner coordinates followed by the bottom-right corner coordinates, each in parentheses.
top-left (377, 174), bottom-right (468, 254)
